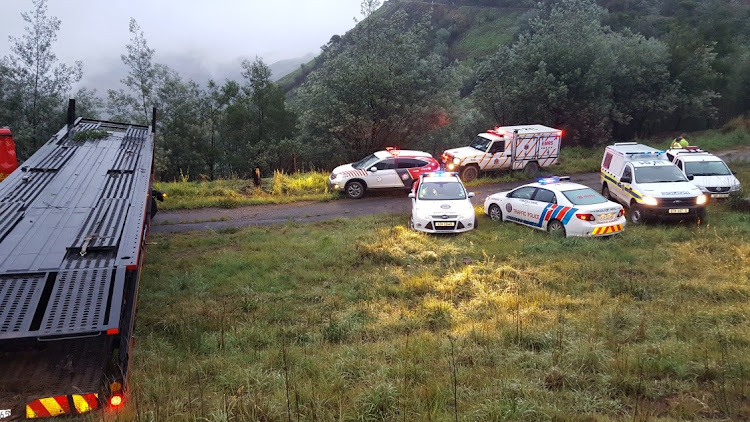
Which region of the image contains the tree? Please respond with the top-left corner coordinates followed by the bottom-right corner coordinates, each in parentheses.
top-left (2, 0), bottom-right (82, 158)
top-left (474, 0), bottom-right (680, 145)
top-left (297, 9), bottom-right (455, 161)
top-left (107, 18), bottom-right (157, 125)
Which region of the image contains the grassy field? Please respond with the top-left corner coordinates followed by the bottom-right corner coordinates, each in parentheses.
top-left (106, 163), bottom-right (750, 422)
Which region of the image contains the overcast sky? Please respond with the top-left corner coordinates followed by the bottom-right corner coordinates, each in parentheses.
top-left (0, 0), bottom-right (363, 91)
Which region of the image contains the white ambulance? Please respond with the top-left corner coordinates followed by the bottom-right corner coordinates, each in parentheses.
top-left (600, 142), bottom-right (707, 224)
top-left (665, 147), bottom-right (742, 200)
top-left (441, 124), bottom-right (562, 181)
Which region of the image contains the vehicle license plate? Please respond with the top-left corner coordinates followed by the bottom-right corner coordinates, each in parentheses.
top-left (598, 213), bottom-right (615, 222)
top-left (1, 410), bottom-right (11, 418)
top-left (435, 222), bottom-right (454, 227)
top-left (711, 193), bottom-right (729, 198)
top-left (668, 208), bottom-right (689, 214)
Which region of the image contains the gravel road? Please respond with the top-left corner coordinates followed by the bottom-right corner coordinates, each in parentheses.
top-left (152, 172), bottom-right (603, 233)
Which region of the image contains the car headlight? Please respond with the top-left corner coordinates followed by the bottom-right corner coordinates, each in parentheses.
top-left (453, 157), bottom-right (460, 165)
top-left (641, 196), bottom-right (658, 206)
top-left (696, 194), bottom-right (707, 205)
top-left (418, 210), bottom-right (432, 220)
top-left (461, 209), bottom-right (475, 219)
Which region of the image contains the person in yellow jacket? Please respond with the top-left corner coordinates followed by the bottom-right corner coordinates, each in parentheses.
top-left (670, 133), bottom-right (689, 149)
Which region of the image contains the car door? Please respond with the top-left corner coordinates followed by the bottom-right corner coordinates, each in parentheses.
top-left (486, 140), bottom-right (511, 170)
top-left (613, 164), bottom-right (634, 204)
top-left (528, 187), bottom-right (558, 231)
top-left (364, 158), bottom-right (399, 188)
top-left (504, 186), bottom-right (537, 226)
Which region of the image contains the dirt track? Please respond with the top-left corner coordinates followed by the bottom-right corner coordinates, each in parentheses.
top-left (152, 172), bottom-right (603, 233)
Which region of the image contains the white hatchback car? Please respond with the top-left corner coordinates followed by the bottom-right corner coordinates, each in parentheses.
top-left (409, 172), bottom-right (476, 233)
top-left (484, 176), bottom-right (626, 237)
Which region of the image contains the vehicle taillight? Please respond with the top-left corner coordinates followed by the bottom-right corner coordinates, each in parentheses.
top-left (109, 393), bottom-right (124, 409)
top-left (617, 209), bottom-right (625, 217)
top-left (557, 130), bottom-right (563, 137)
top-left (576, 213), bottom-right (595, 221)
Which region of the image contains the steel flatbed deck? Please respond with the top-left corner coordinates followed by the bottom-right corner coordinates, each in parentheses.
top-left (0, 115), bottom-right (155, 420)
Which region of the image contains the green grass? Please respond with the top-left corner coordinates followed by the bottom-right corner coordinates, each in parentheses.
top-left (119, 163), bottom-right (750, 421)
top-left (155, 171), bottom-right (337, 210)
top-left (450, 9), bottom-right (523, 61)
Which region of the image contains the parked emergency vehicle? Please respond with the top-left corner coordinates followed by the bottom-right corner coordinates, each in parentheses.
top-left (665, 147), bottom-right (741, 200)
top-left (484, 176), bottom-right (625, 237)
top-left (328, 148), bottom-right (439, 199)
top-left (0, 127), bottom-right (18, 182)
top-left (441, 124), bottom-right (562, 181)
top-left (600, 143), bottom-right (707, 224)
top-left (409, 172), bottom-right (476, 233)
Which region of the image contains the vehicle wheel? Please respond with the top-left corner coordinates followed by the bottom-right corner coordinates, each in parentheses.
top-left (602, 183), bottom-right (612, 200)
top-left (488, 204), bottom-right (503, 222)
top-left (523, 162), bottom-right (539, 178)
top-left (629, 204), bottom-right (645, 225)
top-left (547, 219), bottom-right (566, 237)
top-left (345, 181), bottom-right (365, 199)
top-left (459, 165), bottom-right (479, 182)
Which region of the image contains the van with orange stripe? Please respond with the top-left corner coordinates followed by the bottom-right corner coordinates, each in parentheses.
top-left (441, 124), bottom-right (562, 181)
top-left (0, 102), bottom-right (157, 420)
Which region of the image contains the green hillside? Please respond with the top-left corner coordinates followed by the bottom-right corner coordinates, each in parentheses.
top-left (278, 2), bottom-right (529, 93)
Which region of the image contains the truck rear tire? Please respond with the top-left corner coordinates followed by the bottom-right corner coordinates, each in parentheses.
top-left (523, 162), bottom-right (539, 178)
top-left (602, 183), bottom-right (612, 200)
top-left (459, 165), bottom-right (479, 182)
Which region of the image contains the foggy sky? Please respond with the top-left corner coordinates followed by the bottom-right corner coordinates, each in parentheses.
top-left (0, 0), bottom-right (363, 91)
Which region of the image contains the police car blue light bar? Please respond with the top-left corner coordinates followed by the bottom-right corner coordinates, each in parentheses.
top-left (537, 176), bottom-right (571, 185)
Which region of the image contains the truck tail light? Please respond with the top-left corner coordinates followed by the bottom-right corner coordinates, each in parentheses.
top-left (575, 213), bottom-right (595, 221)
top-left (109, 393), bottom-right (124, 409)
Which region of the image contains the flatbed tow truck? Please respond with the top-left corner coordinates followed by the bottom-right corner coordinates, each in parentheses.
top-left (0, 101), bottom-right (157, 420)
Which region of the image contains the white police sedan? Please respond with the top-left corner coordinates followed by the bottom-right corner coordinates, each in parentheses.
top-left (484, 176), bottom-right (625, 237)
top-left (409, 172), bottom-right (476, 233)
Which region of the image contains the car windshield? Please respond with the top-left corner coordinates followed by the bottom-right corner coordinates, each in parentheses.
top-left (684, 160), bottom-right (731, 176)
top-left (352, 154), bottom-right (380, 170)
top-left (469, 136), bottom-right (492, 152)
top-left (562, 188), bottom-right (608, 205)
top-left (634, 166), bottom-right (688, 183)
top-left (418, 181), bottom-right (467, 200)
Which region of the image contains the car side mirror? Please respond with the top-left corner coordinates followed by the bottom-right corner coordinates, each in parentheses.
top-left (369, 166), bottom-right (377, 172)
top-left (687, 174), bottom-right (694, 180)
top-left (468, 192), bottom-right (475, 198)
top-left (408, 193), bottom-right (415, 199)
top-left (620, 176), bottom-right (632, 184)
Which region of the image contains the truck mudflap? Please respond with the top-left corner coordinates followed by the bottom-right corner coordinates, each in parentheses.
top-left (0, 336), bottom-right (113, 420)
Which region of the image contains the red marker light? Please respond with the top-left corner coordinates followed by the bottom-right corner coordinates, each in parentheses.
top-left (557, 131), bottom-right (563, 137)
top-left (109, 394), bottom-right (123, 408)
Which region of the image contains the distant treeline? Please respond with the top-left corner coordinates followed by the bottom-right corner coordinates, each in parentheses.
top-left (1, 0), bottom-right (748, 181)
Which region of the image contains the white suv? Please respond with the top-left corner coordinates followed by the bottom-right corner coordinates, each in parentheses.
top-left (328, 149), bottom-right (439, 199)
top-left (666, 147), bottom-right (741, 200)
